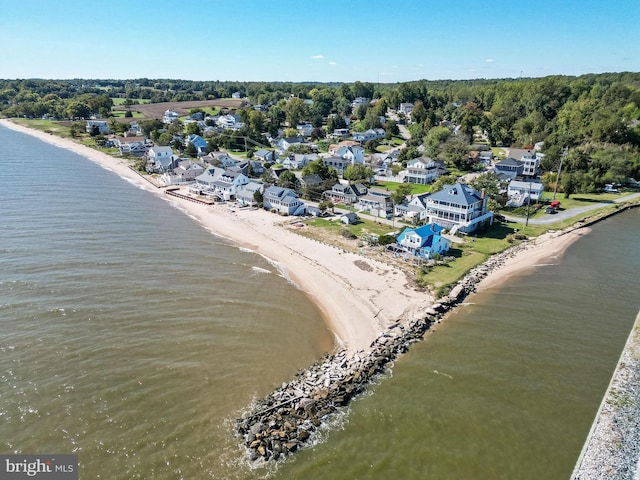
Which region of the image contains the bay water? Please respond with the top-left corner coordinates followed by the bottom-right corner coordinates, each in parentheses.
top-left (1, 124), bottom-right (638, 479)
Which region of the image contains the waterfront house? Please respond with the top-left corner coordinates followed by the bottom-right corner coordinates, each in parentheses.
top-left (160, 159), bottom-right (205, 186)
top-left (506, 149), bottom-right (544, 178)
top-left (193, 167), bottom-right (224, 193)
top-left (147, 145), bottom-right (176, 172)
top-left (357, 189), bottom-right (393, 218)
top-left (395, 223), bottom-right (450, 259)
top-left (236, 181), bottom-right (264, 207)
top-left (506, 180), bottom-right (544, 207)
top-left (110, 135), bottom-right (147, 156)
top-left (425, 183), bottom-right (493, 234)
top-left (263, 186), bottom-right (305, 215)
top-left (322, 183), bottom-right (368, 204)
top-left (86, 120), bottom-right (110, 134)
top-left (340, 212), bottom-right (360, 225)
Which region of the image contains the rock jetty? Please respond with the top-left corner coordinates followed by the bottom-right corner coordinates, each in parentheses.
top-left (236, 238), bottom-right (534, 463)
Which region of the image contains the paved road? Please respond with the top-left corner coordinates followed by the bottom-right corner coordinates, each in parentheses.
top-left (501, 192), bottom-right (640, 224)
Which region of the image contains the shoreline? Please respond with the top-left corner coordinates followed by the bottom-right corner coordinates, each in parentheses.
top-left (0, 118), bottom-right (596, 352)
top-left (5, 119), bottom-right (640, 464)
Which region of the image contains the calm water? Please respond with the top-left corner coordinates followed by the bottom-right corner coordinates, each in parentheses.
top-left (1, 124), bottom-right (639, 479)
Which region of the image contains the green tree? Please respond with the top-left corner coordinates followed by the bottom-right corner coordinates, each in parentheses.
top-left (390, 183), bottom-right (413, 205)
top-left (343, 163), bottom-right (374, 183)
top-left (284, 97), bottom-right (308, 127)
top-left (277, 170), bottom-right (298, 189)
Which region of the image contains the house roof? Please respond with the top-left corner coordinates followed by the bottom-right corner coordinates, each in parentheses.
top-left (495, 157), bottom-right (524, 167)
top-left (397, 223), bottom-right (446, 248)
top-left (429, 183), bottom-right (483, 206)
top-left (508, 180), bottom-right (544, 191)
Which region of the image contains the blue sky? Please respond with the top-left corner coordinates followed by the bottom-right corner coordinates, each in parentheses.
top-left (1, 0), bottom-right (638, 82)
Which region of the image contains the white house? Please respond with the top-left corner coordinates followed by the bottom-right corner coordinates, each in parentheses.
top-left (263, 186), bottom-right (306, 215)
top-left (163, 110), bottom-right (179, 124)
top-left (506, 180), bottom-right (544, 207)
top-left (282, 153), bottom-right (318, 170)
top-left (296, 123), bottom-right (314, 137)
top-left (403, 157), bottom-right (447, 185)
top-left (399, 103), bottom-right (414, 117)
top-left (236, 181), bottom-right (264, 207)
top-left (217, 114), bottom-right (244, 130)
top-left (276, 137), bottom-right (304, 154)
top-left (86, 120), bottom-right (110, 134)
top-left (147, 146), bottom-right (175, 172)
top-left (357, 190), bottom-right (393, 218)
top-left (425, 183), bottom-right (493, 234)
top-left (160, 159), bottom-right (205, 186)
top-left (328, 141), bottom-right (365, 164)
top-left (395, 192), bottom-right (430, 220)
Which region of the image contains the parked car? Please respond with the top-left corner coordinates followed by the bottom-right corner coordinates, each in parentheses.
top-left (545, 207), bottom-right (557, 214)
top-left (494, 213), bottom-right (506, 221)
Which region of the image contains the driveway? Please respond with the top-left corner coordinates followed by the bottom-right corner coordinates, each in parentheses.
top-left (501, 192), bottom-right (640, 224)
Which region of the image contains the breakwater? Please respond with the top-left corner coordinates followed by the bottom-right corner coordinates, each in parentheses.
top-left (235, 235), bottom-right (537, 463)
top-left (237, 200), bottom-right (640, 465)
top-left (571, 311), bottom-right (640, 479)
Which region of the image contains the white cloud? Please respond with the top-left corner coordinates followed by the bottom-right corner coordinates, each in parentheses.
top-left (311, 55), bottom-right (325, 59)
top-left (485, 58), bottom-right (494, 63)
top-left (328, 61), bottom-right (337, 65)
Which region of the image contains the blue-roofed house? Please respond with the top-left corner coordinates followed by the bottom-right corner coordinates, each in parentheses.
top-left (185, 134), bottom-right (208, 156)
top-left (426, 183), bottom-right (493, 234)
top-left (395, 223), bottom-right (450, 259)
top-left (263, 186), bottom-right (306, 215)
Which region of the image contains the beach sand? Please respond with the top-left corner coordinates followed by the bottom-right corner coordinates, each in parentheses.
top-left (0, 119), bottom-right (588, 352)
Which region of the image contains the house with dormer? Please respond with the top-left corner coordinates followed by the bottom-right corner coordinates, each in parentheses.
top-left (322, 183), bottom-right (368, 204)
top-left (357, 189), bottom-right (393, 218)
top-left (425, 183), bottom-right (493, 234)
top-left (395, 223), bottom-right (450, 259)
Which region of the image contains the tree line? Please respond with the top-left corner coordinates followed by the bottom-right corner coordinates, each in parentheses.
top-left (1, 73), bottom-right (639, 192)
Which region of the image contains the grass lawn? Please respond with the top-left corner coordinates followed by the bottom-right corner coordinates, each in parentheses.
top-left (10, 118), bottom-right (74, 138)
top-left (304, 217), bottom-right (395, 238)
top-left (418, 222), bottom-right (514, 290)
top-left (110, 110), bottom-right (144, 118)
top-left (111, 98), bottom-right (150, 105)
top-left (374, 181), bottom-right (432, 194)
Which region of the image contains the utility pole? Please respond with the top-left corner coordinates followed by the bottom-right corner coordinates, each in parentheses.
top-left (553, 146), bottom-right (567, 200)
top-left (525, 180), bottom-right (532, 227)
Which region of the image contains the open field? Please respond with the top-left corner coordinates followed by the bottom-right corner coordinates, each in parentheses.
top-left (130, 99), bottom-right (245, 120)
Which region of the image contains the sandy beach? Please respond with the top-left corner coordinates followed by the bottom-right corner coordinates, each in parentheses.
top-left (0, 119), bottom-right (589, 352)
